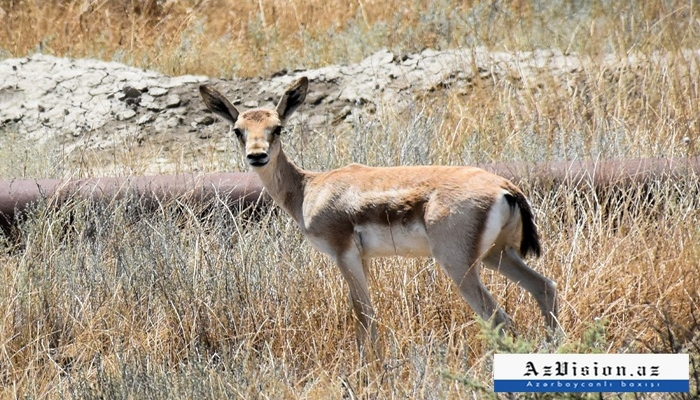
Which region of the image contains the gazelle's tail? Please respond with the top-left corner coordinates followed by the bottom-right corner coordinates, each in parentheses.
top-left (505, 191), bottom-right (541, 258)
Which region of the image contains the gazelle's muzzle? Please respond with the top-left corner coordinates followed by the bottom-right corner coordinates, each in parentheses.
top-left (246, 152), bottom-right (269, 167)
top-left (245, 138), bottom-right (271, 167)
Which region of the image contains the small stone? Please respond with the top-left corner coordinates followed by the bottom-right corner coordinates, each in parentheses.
top-left (137, 113), bottom-right (155, 125)
top-left (117, 109), bottom-right (137, 120)
top-left (140, 93), bottom-right (154, 104)
top-left (165, 94), bottom-right (181, 108)
top-left (148, 87), bottom-right (168, 97)
top-left (146, 102), bottom-right (164, 112)
top-left (195, 115), bottom-right (215, 125)
top-left (129, 81), bottom-right (148, 92)
top-left (243, 100), bottom-right (259, 108)
top-left (122, 86), bottom-right (141, 99)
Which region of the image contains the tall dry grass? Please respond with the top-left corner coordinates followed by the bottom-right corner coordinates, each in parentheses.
top-left (1, 0), bottom-right (699, 398)
top-left (1, 1), bottom-right (699, 77)
top-left (0, 145), bottom-right (698, 398)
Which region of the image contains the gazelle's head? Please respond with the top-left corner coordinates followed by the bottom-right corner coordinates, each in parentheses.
top-left (199, 77), bottom-right (308, 168)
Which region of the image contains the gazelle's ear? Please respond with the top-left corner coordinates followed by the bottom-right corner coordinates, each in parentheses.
top-left (276, 77), bottom-right (308, 123)
top-left (199, 85), bottom-right (240, 124)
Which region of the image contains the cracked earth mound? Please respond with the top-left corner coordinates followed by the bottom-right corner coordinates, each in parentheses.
top-left (2, 48), bottom-right (697, 174)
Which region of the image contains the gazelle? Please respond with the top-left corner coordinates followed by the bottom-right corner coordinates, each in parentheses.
top-left (199, 77), bottom-right (558, 358)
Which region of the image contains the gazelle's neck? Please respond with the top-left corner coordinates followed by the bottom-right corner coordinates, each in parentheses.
top-left (253, 148), bottom-right (310, 224)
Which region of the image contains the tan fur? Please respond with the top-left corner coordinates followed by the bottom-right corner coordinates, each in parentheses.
top-left (242, 109), bottom-right (276, 123)
top-left (199, 77), bottom-right (559, 361)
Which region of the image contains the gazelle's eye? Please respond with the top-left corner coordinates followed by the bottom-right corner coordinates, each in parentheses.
top-left (233, 128), bottom-right (242, 137)
top-left (272, 126), bottom-right (282, 136)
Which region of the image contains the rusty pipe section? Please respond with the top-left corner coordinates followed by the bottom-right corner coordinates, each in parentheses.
top-left (478, 157), bottom-right (700, 188)
top-left (0, 172), bottom-right (268, 233)
top-left (1, 157), bottom-right (699, 233)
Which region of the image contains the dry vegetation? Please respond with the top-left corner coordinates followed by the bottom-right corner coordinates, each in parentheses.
top-left (1, 0), bottom-right (699, 77)
top-left (1, 0), bottom-right (699, 398)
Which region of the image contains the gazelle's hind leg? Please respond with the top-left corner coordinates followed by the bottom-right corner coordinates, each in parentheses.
top-left (431, 246), bottom-right (513, 331)
top-left (483, 247), bottom-right (558, 329)
top-left (335, 247), bottom-right (381, 362)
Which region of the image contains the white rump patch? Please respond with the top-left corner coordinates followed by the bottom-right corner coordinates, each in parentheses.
top-left (477, 193), bottom-right (513, 258)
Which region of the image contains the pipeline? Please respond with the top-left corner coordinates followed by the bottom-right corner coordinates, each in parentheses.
top-left (0, 172), bottom-right (268, 234)
top-left (478, 157), bottom-right (700, 189)
top-left (1, 157), bottom-right (698, 234)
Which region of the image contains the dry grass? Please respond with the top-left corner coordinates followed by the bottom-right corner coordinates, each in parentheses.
top-left (1, 0), bottom-right (700, 398)
top-left (1, 1), bottom-right (699, 77)
top-left (0, 156), bottom-right (698, 398)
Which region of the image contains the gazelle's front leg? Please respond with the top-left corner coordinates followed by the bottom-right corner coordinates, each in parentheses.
top-left (335, 247), bottom-right (380, 362)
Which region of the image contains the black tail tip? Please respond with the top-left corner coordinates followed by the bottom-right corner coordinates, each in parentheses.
top-left (505, 192), bottom-right (542, 258)
top-left (521, 235), bottom-right (542, 258)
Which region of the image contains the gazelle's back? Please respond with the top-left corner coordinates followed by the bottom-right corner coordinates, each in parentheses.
top-left (300, 163), bottom-right (520, 259)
